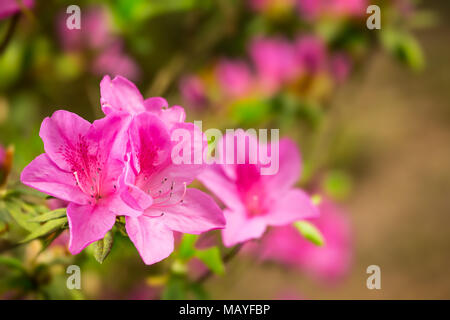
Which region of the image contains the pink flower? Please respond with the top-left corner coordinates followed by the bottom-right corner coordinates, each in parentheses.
top-left (0, 0), bottom-right (34, 20)
top-left (297, 0), bottom-right (367, 20)
top-left (216, 59), bottom-right (252, 98)
top-left (20, 111), bottom-right (137, 254)
top-left (256, 197), bottom-right (352, 282)
top-left (329, 53), bottom-right (352, 84)
top-left (249, 37), bottom-right (299, 93)
top-left (199, 131), bottom-right (318, 247)
top-left (57, 7), bottom-right (139, 81)
top-left (93, 42), bottom-right (140, 80)
top-left (0, 144), bottom-right (5, 167)
top-left (99, 75), bottom-right (226, 265)
top-left (57, 7), bottom-right (112, 52)
top-left (295, 35), bottom-right (327, 74)
top-left (179, 75), bottom-right (208, 108)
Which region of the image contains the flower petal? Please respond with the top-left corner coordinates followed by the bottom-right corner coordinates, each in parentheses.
top-left (198, 165), bottom-right (243, 211)
top-left (67, 203), bottom-right (116, 254)
top-left (100, 75), bottom-right (145, 115)
top-left (20, 154), bottom-right (88, 205)
top-left (143, 97), bottom-right (169, 112)
top-left (39, 110), bottom-right (91, 172)
top-left (264, 138), bottom-right (301, 195)
top-left (151, 189), bottom-right (225, 234)
top-left (264, 189), bottom-right (319, 226)
top-left (222, 209), bottom-right (267, 247)
top-left (125, 215), bottom-right (174, 265)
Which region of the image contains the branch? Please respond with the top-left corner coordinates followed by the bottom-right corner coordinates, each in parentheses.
top-left (0, 13), bottom-right (20, 54)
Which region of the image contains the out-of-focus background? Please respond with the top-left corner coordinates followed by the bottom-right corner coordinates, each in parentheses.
top-left (0, 0), bottom-right (449, 299)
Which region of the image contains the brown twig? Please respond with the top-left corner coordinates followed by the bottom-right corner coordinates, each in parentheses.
top-left (0, 13), bottom-right (20, 55)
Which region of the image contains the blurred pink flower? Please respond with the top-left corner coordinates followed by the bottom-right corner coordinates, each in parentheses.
top-left (329, 53), bottom-right (352, 83)
top-left (249, 37), bottom-right (300, 93)
top-left (57, 7), bottom-right (112, 52)
top-left (46, 198), bottom-right (69, 211)
top-left (57, 7), bottom-right (139, 80)
top-left (93, 43), bottom-right (140, 80)
top-left (216, 59), bottom-right (252, 98)
top-left (295, 35), bottom-right (327, 74)
top-left (0, 0), bottom-right (34, 20)
top-left (199, 131), bottom-right (318, 247)
top-left (180, 75), bottom-right (208, 108)
top-left (0, 144), bottom-right (5, 166)
top-left (297, 0), bottom-right (367, 20)
top-left (256, 197), bottom-right (352, 282)
top-left (20, 111), bottom-right (137, 255)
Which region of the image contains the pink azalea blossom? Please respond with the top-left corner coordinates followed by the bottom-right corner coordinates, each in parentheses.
top-left (295, 35), bottom-right (327, 74)
top-left (20, 111), bottom-right (137, 254)
top-left (57, 7), bottom-right (112, 52)
top-left (57, 7), bottom-right (139, 80)
top-left (199, 131), bottom-right (318, 247)
top-left (99, 75), bottom-right (226, 265)
top-left (249, 37), bottom-right (300, 93)
top-left (0, 0), bottom-right (34, 20)
top-left (297, 0), bottom-right (367, 20)
top-left (0, 144), bottom-right (5, 166)
top-left (179, 75), bottom-right (208, 109)
top-left (216, 59), bottom-right (252, 98)
top-left (256, 197), bottom-right (352, 282)
top-left (92, 42), bottom-right (140, 80)
top-left (329, 53), bottom-right (352, 84)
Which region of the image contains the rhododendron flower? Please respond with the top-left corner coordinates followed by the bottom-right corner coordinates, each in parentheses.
top-left (295, 36), bottom-right (327, 74)
top-left (216, 59), bottom-right (252, 98)
top-left (119, 113), bottom-right (225, 265)
top-left (99, 75), bottom-right (225, 264)
top-left (0, 0), bottom-right (34, 20)
top-left (330, 53), bottom-right (352, 84)
top-left (297, 0), bottom-right (367, 20)
top-left (256, 197), bottom-right (352, 282)
top-left (179, 75), bottom-right (208, 108)
top-left (249, 37), bottom-right (299, 93)
top-left (20, 111), bottom-right (137, 254)
top-left (57, 7), bottom-right (139, 80)
top-left (199, 131), bottom-right (318, 246)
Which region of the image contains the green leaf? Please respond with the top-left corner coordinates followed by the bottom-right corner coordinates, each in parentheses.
top-left (380, 29), bottom-right (425, 71)
top-left (93, 231), bottom-right (114, 264)
top-left (178, 234), bottom-right (198, 260)
top-left (0, 256), bottom-right (27, 273)
top-left (294, 221), bottom-right (325, 246)
top-left (5, 200), bottom-right (39, 232)
top-left (20, 217), bottom-right (67, 243)
top-left (195, 247), bottom-right (225, 275)
top-left (323, 170), bottom-right (352, 200)
top-left (162, 275), bottom-right (188, 300)
top-left (29, 208), bottom-right (67, 222)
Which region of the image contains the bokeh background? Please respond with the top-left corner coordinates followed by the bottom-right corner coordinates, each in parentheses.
top-left (0, 0), bottom-right (449, 299)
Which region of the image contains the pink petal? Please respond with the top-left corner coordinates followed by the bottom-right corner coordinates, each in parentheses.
top-left (143, 97), bottom-right (169, 112)
top-left (264, 189), bottom-right (319, 226)
top-left (67, 203), bottom-right (116, 254)
top-left (198, 165), bottom-right (243, 211)
top-left (20, 154), bottom-right (89, 205)
top-left (100, 75), bottom-right (145, 115)
top-left (118, 159), bottom-right (153, 212)
top-left (222, 209), bottom-right (267, 247)
top-left (264, 138), bottom-right (301, 195)
top-left (39, 110), bottom-right (91, 172)
top-left (125, 215), bottom-right (174, 265)
top-left (153, 189), bottom-right (225, 234)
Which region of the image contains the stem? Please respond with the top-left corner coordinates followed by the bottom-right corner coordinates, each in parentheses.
top-left (196, 243), bottom-right (244, 284)
top-left (0, 13), bottom-right (20, 54)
